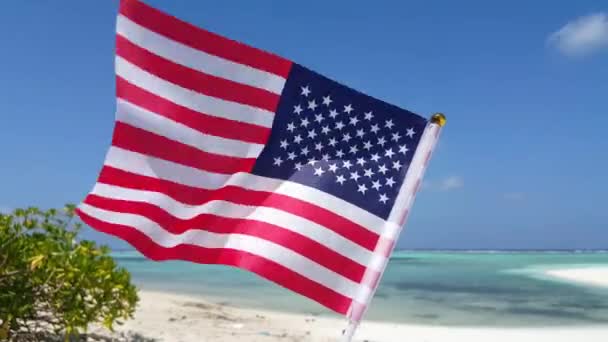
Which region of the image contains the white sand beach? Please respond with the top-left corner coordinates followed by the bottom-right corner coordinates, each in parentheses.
top-left (87, 290), bottom-right (608, 342)
top-left (544, 267), bottom-right (608, 288)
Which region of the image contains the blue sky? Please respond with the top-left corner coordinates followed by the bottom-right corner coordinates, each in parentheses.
top-left (1, 1), bottom-right (606, 249)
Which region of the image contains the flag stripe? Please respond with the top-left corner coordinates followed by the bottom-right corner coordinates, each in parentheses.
top-left (76, 207), bottom-right (351, 314)
top-left (116, 77), bottom-right (270, 144)
top-left (87, 182), bottom-right (383, 271)
top-left (103, 147), bottom-right (396, 238)
top-left (119, 0), bottom-right (292, 77)
top-left (98, 166), bottom-right (380, 251)
top-left (116, 15), bottom-right (286, 94)
top-left (116, 99), bottom-right (264, 159)
top-left (111, 122), bottom-right (256, 174)
top-left (77, 203), bottom-right (371, 304)
top-left (116, 56), bottom-right (275, 128)
top-left (84, 194), bottom-right (366, 282)
top-left (116, 34), bottom-right (280, 112)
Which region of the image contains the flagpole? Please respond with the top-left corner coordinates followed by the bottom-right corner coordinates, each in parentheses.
top-left (340, 113), bottom-right (446, 342)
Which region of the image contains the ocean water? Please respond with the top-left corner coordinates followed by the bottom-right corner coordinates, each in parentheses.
top-left (112, 250), bottom-right (608, 327)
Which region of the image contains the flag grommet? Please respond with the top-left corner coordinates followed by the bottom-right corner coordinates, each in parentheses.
top-left (430, 113), bottom-right (447, 127)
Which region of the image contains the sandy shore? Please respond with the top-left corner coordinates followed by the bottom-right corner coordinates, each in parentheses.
top-left (544, 267), bottom-right (608, 288)
top-left (83, 290), bottom-right (608, 342)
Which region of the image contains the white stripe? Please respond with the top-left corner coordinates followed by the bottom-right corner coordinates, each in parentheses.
top-left (116, 57), bottom-right (274, 128)
top-left (90, 183), bottom-right (385, 271)
top-left (116, 99), bottom-right (264, 159)
top-left (78, 203), bottom-right (371, 303)
top-left (103, 147), bottom-right (396, 238)
top-left (104, 146), bottom-right (232, 189)
top-left (116, 15), bottom-right (286, 95)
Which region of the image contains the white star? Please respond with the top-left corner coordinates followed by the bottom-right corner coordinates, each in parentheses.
top-left (328, 164), bottom-right (338, 172)
top-left (363, 141), bottom-right (373, 150)
top-left (314, 167), bottom-right (325, 176)
top-left (294, 162), bottom-right (303, 171)
top-left (321, 153), bottom-right (330, 161)
top-left (356, 129), bottom-right (365, 138)
top-left (342, 133), bottom-right (352, 142)
top-left (322, 95), bottom-right (332, 106)
top-left (364, 111), bottom-right (374, 121)
top-left (343, 160), bottom-right (353, 169)
top-left (385, 148), bottom-right (395, 158)
top-left (357, 183), bottom-right (368, 194)
top-left (377, 136), bottom-right (387, 146)
top-left (349, 116), bottom-right (359, 126)
top-left (314, 113), bottom-right (324, 123)
top-left (280, 139), bottom-right (289, 149)
top-left (287, 151), bottom-right (297, 160)
top-left (392, 161), bottom-right (402, 171)
top-left (406, 128), bottom-right (416, 138)
top-left (301, 85), bottom-right (311, 96)
top-left (294, 105), bottom-right (303, 114)
top-left (356, 157), bottom-right (366, 166)
top-left (273, 157), bottom-right (283, 166)
top-left (378, 164), bottom-right (388, 174)
top-left (328, 138), bottom-right (338, 147)
top-left (321, 125), bottom-right (330, 134)
top-left (287, 122), bottom-right (296, 132)
top-left (371, 180), bottom-right (382, 190)
top-left (391, 132), bottom-right (401, 142)
top-left (364, 168), bottom-right (374, 178)
top-left (379, 193), bottom-right (389, 204)
top-left (300, 118), bottom-right (310, 127)
top-left (350, 171), bottom-right (361, 181)
top-left (336, 150), bottom-right (345, 158)
top-left (336, 174), bottom-right (346, 185)
top-left (399, 144), bottom-right (409, 155)
top-left (386, 177), bottom-right (396, 187)
top-left (329, 109), bottom-right (339, 119)
top-left (308, 159), bottom-right (318, 166)
top-left (349, 145), bottom-right (359, 154)
top-left (370, 124), bottom-right (380, 134)
top-left (315, 142), bottom-right (323, 151)
top-left (344, 104), bottom-right (353, 114)
top-left (308, 129), bottom-right (317, 139)
top-left (335, 121), bottom-right (345, 130)
top-left (308, 99), bottom-right (318, 111)
top-left (301, 146), bottom-right (310, 156)
top-left (385, 119), bottom-right (394, 129)
top-left (370, 153), bottom-right (380, 162)
top-left (294, 135), bottom-right (303, 144)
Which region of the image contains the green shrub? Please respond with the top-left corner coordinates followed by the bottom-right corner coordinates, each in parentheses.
top-left (0, 205), bottom-right (138, 341)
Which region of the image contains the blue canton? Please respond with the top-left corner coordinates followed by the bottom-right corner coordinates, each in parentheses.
top-left (251, 64), bottom-right (427, 219)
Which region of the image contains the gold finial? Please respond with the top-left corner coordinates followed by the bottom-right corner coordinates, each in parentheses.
top-left (430, 113), bottom-right (446, 127)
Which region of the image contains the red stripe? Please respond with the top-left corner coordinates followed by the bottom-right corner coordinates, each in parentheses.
top-left (84, 195), bottom-right (366, 283)
top-left (116, 77), bottom-right (270, 144)
top-left (111, 122), bottom-right (255, 174)
top-left (76, 208), bottom-right (351, 314)
top-left (116, 35), bottom-right (280, 112)
top-left (98, 166), bottom-right (380, 251)
top-left (119, 0), bottom-right (292, 77)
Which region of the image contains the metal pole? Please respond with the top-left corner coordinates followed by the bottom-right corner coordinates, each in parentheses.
top-left (340, 113), bottom-right (447, 342)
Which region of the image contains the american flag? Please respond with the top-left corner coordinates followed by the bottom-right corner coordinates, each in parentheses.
top-left (76, 0), bottom-right (442, 319)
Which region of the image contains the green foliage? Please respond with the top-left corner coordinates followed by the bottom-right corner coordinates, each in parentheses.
top-left (0, 205), bottom-right (138, 341)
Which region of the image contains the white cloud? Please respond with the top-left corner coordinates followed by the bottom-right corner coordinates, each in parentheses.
top-left (503, 192), bottom-right (525, 201)
top-left (548, 12), bottom-right (608, 57)
top-left (424, 176), bottom-right (464, 191)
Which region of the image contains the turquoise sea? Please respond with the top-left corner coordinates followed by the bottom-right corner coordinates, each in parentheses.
top-left (112, 251), bottom-right (608, 326)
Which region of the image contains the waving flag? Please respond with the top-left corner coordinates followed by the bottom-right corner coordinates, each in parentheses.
top-left (76, 0), bottom-right (445, 331)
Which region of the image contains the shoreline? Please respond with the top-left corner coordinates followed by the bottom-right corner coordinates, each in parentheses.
top-left (84, 290), bottom-right (608, 341)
